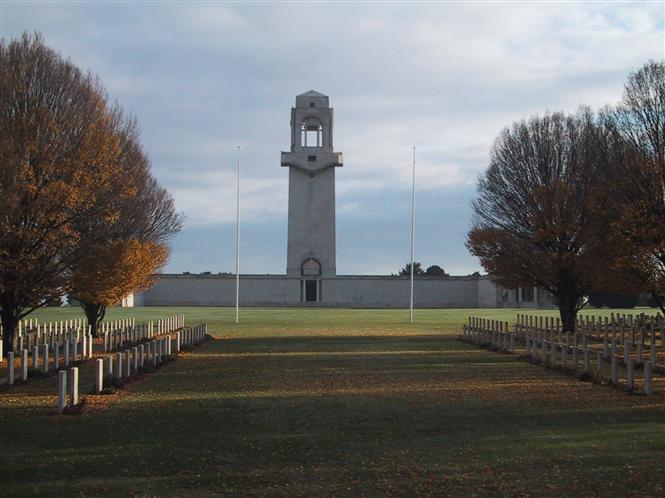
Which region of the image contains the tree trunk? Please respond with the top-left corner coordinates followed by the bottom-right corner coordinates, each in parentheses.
top-left (81, 301), bottom-right (106, 338)
top-left (557, 290), bottom-right (580, 333)
top-left (0, 297), bottom-right (21, 355)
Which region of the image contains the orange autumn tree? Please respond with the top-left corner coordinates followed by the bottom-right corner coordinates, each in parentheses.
top-left (599, 61), bottom-right (665, 311)
top-left (70, 114), bottom-right (182, 335)
top-left (466, 110), bottom-right (606, 332)
top-left (0, 33), bottom-right (130, 353)
top-left (72, 240), bottom-right (169, 335)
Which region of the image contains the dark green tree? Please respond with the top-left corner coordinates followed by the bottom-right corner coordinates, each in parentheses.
top-left (399, 262), bottom-right (424, 276)
top-left (425, 265), bottom-right (447, 276)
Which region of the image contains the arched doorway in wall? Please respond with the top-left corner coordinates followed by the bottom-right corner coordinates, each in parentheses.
top-left (301, 258), bottom-right (321, 302)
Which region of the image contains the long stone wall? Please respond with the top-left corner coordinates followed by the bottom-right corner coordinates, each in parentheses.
top-left (136, 275), bottom-right (289, 307)
top-left (135, 273), bottom-right (552, 308)
top-left (332, 275), bottom-right (480, 308)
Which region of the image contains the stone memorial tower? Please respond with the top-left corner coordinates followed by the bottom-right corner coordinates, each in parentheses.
top-left (281, 90), bottom-right (343, 302)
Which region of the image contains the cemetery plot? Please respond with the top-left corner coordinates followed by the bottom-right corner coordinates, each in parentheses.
top-left (462, 313), bottom-right (665, 395)
top-left (0, 314), bottom-right (190, 389)
top-left (3, 318), bottom-right (208, 416)
top-left (1, 308), bottom-right (664, 496)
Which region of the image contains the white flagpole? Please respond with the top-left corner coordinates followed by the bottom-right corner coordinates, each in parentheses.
top-left (409, 146), bottom-right (416, 324)
top-left (235, 145), bottom-right (240, 324)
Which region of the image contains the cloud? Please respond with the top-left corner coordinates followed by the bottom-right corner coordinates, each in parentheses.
top-left (3, 1), bottom-right (663, 274)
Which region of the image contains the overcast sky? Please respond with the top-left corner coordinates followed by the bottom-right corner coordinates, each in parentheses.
top-left (2, 1), bottom-right (663, 275)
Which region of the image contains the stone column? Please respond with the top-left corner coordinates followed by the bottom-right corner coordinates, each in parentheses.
top-left (64, 341), bottom-right (70, 367)
top-left (626, 358), bottom-right (634, 391)
top-left (69, 367), bottom-right (79, 406)
top-left (21, 349), bottom-right (28, 381)
top-left (31, 345), bottom-right (39, 370)
top-left (42, 344), bottom-right (49, 373)
top-left (138, 344), bottom-right (145, 368)
top-left (602, 335), bottom-right (608, 358)
top-left (125, 351), bottom-right (131, 378)
top-left (114, 353), bottom-right (122, 379)
top-left (643, 361), bottom-right (653, 395)
top-left (105, 356), bottom-right (113, 379)
top-left (57, 370), bottom-right (67, 414)
top-left (95, 359), bottom-right (104, 394)
top-left (551, 343), bottom-right (557, 368)
top-left (152, 341), bottom-right (158, 367)
top-left (132, 347), bottom-right (138, 371)
top-left (8, 351), bottom-right (15, 385)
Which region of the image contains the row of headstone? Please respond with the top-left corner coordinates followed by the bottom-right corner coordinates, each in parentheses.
top-left (103, 322), bottom-right (153, 352)
top-left (91, 322), bottom-right (208, 396)
top-left (524, 334), bottom-right (655, 395)
top-left (98, 317), bottom-right (136, 335)
top-left (517, 313), bottom-right (665, 349)
top-left (463, 318), bottom-right (516, 352)
top-left (95, 337), bottom-right (173, 392)
top-left (5, 333), bottom-right (93, 385)
top-left (1, 321), bottom-right (89, 356)
top-left (155, 314), bottom-right (185, 336)
top-left (1, 317), bottom-right (86, 337)
top-left (463, 316), bottom-right (658, 396)
top-left (102, 315), bottom-right (185, 353)
top-left (1, 317), bottom-right (151, 359)
top-left (179, 323), bottom-right (207, 347)
top-left (2, 314), bottom-right (184, 360)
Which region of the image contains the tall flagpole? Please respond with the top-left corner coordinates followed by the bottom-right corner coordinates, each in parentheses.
top-left (409, 146), bottom-right (416, 324)
top-left (235, 145), bottom-right (240, 324)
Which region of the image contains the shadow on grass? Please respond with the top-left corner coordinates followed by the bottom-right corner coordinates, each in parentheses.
top-left (1, 334), bottom-right (664, 497)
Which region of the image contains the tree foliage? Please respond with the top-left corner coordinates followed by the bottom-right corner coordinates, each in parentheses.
top-left (68, 113), bottom-right (182, 334)
top-left (0, 33), bottom-right (126, 351)
top-left (399, 262), bottom-right (424, 276)
top-left (587, 291), bottom-right (638, 309)
top-left (425, 265), bottom-right (447, 276)
top-left (0, 33), bottom-right (181, 350)
top-left (600, 61), bottom-right (665, 312)
top-left (467, 61), bottom-right (665, 328)
top-left (466, 110), bottom-right (604, 331)
top-left (73, 240), bottom-right (169, 334)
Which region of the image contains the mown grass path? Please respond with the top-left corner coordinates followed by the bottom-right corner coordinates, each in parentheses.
top-left (2, 308), bottom-right (665, 496)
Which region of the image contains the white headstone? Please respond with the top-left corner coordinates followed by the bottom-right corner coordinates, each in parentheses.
top-left (42, 344), bottom-right (49, 373)
top-left (21, 349), bottom-right (28, 381)
top-left (57, 370), bottom-right (67, 414)
top-left (69, 367), bottom-right (79, 406)
top-left (95, 359), bottom-right (103, 394)
top-left (8, 351), bottom-right (15, 385)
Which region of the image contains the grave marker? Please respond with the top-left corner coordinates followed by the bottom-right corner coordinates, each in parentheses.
top-left (69, 367), bottom-right (79, 406)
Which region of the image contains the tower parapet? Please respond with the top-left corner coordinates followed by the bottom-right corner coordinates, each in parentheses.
top-left (281, 90), bottom-right (343, 175)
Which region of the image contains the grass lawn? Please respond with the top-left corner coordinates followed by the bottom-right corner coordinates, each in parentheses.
top-left (2, 307), bottom-right (664, 496)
